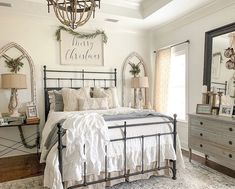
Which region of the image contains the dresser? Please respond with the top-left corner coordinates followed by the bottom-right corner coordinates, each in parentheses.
top-left (188, 113), bottom-right (235, 170)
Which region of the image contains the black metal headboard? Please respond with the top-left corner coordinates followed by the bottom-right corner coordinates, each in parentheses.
top-left (43, 65), bottom-right (117, 120)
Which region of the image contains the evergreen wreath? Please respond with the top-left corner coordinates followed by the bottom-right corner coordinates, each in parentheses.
top-left (55, 26), bottom-right (108, 43)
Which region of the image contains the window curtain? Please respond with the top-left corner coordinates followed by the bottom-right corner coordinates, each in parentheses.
top-left (154, 48), bottom-right (171, 113)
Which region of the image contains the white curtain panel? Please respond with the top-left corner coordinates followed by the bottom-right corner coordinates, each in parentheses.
top-left (154, 48), bottom-right (171, 113)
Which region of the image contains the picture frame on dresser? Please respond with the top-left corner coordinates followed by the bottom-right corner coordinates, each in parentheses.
top-left (219, 105), bottom-right (233, 117)
top-left (196, 104), bottom-right (212, 115)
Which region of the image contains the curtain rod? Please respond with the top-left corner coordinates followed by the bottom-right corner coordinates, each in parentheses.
top-left (153, 40), bottom-right (190, 53)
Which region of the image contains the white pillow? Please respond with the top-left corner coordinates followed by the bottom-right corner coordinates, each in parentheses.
top-left (62, 87), bottom-right (90, 111)
top-left (93, 87), bottom-right (120, 108)
top-left (78, 98), bottom-right (109, 111)
top-left (48, 90), bottom-right (64, 111)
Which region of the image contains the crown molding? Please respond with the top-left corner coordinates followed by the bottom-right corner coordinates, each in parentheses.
top-left (151, 0), bottom-right (235, 35)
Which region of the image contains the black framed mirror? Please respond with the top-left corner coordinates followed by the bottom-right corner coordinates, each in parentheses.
top-left (203, 22), bottom-right (235, 96)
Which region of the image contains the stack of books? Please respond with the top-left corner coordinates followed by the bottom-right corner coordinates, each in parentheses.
top-left (1, 115), bottom-right (26, 126)
top-left (26, 117), bottom-right (40, 125)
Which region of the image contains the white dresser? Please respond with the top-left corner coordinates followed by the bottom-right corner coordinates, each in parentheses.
top-left (188, 113), bottom-right (235, 170)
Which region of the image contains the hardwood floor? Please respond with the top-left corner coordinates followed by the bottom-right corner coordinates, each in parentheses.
top-left (182, 149), bottom-right (235, 178)
top-left (0, 150), bottom-right (234, 183)
top-left (0, 153), bottom-right (45, 183)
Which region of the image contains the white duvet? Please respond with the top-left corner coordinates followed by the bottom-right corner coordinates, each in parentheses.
top-left (40, 107), bottom-right (184, 189)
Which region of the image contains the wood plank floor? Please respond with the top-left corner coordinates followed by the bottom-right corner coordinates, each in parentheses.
top-left (0, 153), bottom-right (45, 183)
top-left (0, 150), bottom-right (234, 183)
top-left (182, 149), bottom-right (235, 178)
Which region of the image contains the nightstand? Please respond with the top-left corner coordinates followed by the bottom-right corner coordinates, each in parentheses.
top-left (0, 120), bottom-right (40, 158)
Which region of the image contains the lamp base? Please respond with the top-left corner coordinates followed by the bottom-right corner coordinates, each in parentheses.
top-left (8, 88), bottom-right (20, 117)
top-left (10, 109), bottom-right (21, 117)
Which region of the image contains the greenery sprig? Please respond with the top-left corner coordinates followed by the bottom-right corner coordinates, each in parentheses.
top-left (55, 26), bottom-right (108, 43)
top-left (5, 57), bottom-right (24, 73)
top-left (129, 62), bottom-right (141, 77)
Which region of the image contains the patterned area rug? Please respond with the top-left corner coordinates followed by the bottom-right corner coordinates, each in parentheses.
top-left (0, 157), bottom-right (234, 189)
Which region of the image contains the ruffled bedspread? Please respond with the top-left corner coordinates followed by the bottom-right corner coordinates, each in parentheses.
top-left (40, 108), bottom-right (184, 189)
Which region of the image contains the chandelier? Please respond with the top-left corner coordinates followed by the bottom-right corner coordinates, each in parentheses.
top-left (47, 0), bottom-right (101, 29)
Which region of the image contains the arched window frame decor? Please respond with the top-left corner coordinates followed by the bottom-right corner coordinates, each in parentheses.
top-left (122, 52), bottom-right (149, 107)
top-left (0, 42), bottom-right (37, 105)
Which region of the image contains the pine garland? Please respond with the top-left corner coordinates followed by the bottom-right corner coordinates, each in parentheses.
top-left (55, 26), bottom-right (108, 43)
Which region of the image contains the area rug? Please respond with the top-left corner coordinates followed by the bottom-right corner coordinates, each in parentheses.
top-left (0, 157), bottom-right (234, 189)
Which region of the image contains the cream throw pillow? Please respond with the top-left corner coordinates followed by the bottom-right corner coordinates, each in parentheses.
top-left (93, 87), bottom-right (120, 108)
top-left (78, 98), bottom-right (109, 111)
top-left (62, 87), bottom-right (90, 111)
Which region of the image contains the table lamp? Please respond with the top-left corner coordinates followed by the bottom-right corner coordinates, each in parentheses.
top-left (131, 76), bottom-right (149, 108)
top-left (1, 73), bottom-right (27, 117)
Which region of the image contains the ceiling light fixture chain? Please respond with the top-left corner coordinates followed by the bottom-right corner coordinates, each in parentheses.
top-left (47, 0), bottom-right (101, 30)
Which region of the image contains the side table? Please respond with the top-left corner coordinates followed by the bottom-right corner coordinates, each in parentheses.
top-left (0, 121), bottom-right (40, 158)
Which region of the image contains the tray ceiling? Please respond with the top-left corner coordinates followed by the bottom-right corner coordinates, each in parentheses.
top-left (1, 0), bottom-right (234, 31)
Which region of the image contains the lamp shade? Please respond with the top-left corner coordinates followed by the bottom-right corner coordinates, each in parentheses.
top-left (131, 77), bottom-right (149, 88)
top-left (1, 73), bottom-right (27, 89)
top-left (131, 77), bottom-right (139, 88)
top-left (138, 77), bottom-right (149, 88)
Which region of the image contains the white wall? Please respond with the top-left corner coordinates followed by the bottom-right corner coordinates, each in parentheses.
top-left (151, 4), bottom-right (235, 149)
top-left (0, 7), bottom-right (150, 157)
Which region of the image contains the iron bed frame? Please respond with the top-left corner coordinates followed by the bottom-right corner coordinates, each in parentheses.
top-left (43, 65), bottom-right (177, 189)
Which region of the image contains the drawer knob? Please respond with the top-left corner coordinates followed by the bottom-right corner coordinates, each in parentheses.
top-left (229, 141), bottom-right (233, 145)
top-left (229, 154), bottom-right (233, 158)
top-left (200, 122), bottom-right (203, 125)
top-left (200, 133), bottom-right (203, 136)
top-left (229, 128), bottom-right (233, 132)
top-left (200, 144), bottom-right (203, 148)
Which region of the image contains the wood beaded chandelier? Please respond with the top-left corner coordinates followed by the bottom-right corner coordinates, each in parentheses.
top-left (47, 0), bottom-right (101, 30)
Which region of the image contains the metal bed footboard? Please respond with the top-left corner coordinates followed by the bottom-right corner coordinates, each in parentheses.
top-left (57, 114), bottom-right (177, 189)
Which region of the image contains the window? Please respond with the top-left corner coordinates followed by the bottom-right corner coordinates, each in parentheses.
top-left (155, 44), bottom-right (188, 121)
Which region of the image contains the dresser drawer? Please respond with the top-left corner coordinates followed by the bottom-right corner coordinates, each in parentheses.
top-left (190, 137), bottom-right (235, 162)
top-left (190, 117), bottom-right (235, 136)
top-left (190, 127), bottom-right (235, 149)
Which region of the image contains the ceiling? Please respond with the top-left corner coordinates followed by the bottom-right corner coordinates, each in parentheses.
top-left (1, 0), bottom-right (235, 31)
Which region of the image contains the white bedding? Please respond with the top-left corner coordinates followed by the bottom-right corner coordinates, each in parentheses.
top-left (40, 107), bottom-right (184, 189)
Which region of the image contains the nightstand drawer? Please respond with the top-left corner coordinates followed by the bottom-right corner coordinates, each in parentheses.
top-left (190, 117), bottom-right (235, 135)
top-left (190, 128), bottom-right (235, 149)
top-left (190, 137), bottom-right (235, 162)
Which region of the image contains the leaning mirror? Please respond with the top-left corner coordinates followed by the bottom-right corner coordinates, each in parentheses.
top-left (204, 22), bottom-right (235, 104)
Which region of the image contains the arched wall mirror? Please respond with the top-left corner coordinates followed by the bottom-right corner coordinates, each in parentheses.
top-left (204, 22), bottom-right (235, 104)
top-left (0, 42), bottom-right (36, 113)
top-left (122, 52), bottom-right (149, 107)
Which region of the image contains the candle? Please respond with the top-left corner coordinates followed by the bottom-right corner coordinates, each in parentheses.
top-left (202, 85), bottom-right (207, 93)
